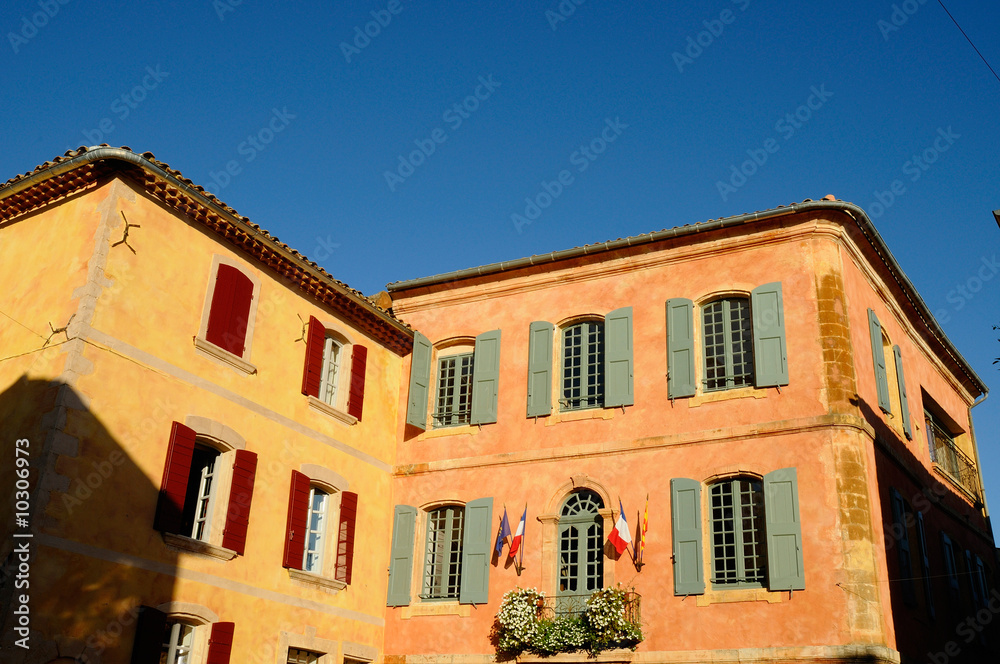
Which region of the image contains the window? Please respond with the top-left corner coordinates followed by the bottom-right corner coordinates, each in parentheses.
top-left (867, 309), bottom-right (913, 438)
top-left (304, 487), bottom-right (330, 573)
top-left (386, 498), bottom-right (494, 607)
top-left (154, 422), bottom-right (258, 557)
top-left (282, 470), bottom-right (358, 588)
top-left (195, 260), bottom-right (260, 373)
top-left (925, 407), bottom-right (979, 499)
top-left (162, 621), bottom-right (195, 664)
top-left (404, 331), bottom-right (501, 430)
top-left (666, 284), bottom-right (787, 399)
top-left (941, 533), bottom-right (961, 611)
top-left (129, 606), bottom-right (234, 664)
top-left (670, 468), bottom-right (804, 596)
top-left (288, 648), bottom-right (321, 664)
top-left (702, 298), bottom-right (754, 391)
top-left (709, 477), bottom-right (765, 588)
top-left (888, 488), bottom-right (916, 606)
top-left (423, 506), bottom-right (465, 600)
top-left (561, 321), bottom-right (605, 410)
top-left (557, 490), bottom-right (604, 613)
top-left (301, 316), bottom-right (367, 421)
top-left (434, 353), bottom-right (474, 427)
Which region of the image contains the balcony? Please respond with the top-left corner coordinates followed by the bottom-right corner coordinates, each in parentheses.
top-left (926, 419), bottom-right (980, 501)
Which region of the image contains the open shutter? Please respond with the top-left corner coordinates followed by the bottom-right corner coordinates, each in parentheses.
top-left (890, 488), bottom-right (915, 604)
top-left (763, 467), bottom-right (805, 590)
top-left (459, 497), bottom-right (494, 604)
top-left (154, 422), bottom-right (197, 534)
top-left (347, 345), bottom-right (368, 421)
top-left (405, 332), bottom-right (432, 430)
top-left (282, 470), bottom-right (310, 569)
top-left (868, 309), bottom-right (891, 413)
top-left (892, 345), bottom-right (912, 439)
top-left (604, 307), bottom-right (634, 407)
top-left (387, 505), bottom-right (417, 606)
top-left (670, 478), bottom-right (704, 595)
top-left (301, 316), bottom-right (325, 397)
top-left (335, 491), bottom-right (358, 584)
top-left (470, 330), bottom-right (501, 425)
top-left (129, 605), bottom-right (167, 664)
top-left (527, 321), bottom-right (553, 417)
top-left (222, 450), bottom-right (257, 555)
top-left (751, 282), bottom-right (788, 387)
top-left (206, 264), bottom-right (253, 356)
top-left (666, 299), bottom-right (696, 399)
top-left (206, 622), bottom-right (235, 664)
top-left (915, 511), bottom-right (934, 618)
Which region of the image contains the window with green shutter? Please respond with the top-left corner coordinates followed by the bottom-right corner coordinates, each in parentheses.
top-left (709, 477), bottom-right (766, 588)
top-left (423, 505), bottom-right (465, 600)
top-left (556, 490), bottom-right (605, 614)
top-left (702, 298), bottom-right (754, 391)
top-left (561, 321), bottom-right (605, 410)
top-left (434, 353), bottom-right (474, 427)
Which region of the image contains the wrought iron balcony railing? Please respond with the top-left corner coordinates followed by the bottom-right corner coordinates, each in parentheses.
top-left (926, 419), bottom-right (980, 500)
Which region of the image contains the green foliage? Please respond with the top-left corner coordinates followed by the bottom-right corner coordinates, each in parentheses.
top-left (493, 585), bottom-right (643, 657)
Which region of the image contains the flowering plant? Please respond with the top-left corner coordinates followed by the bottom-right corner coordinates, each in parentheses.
top-left (583, 585), bottom-right (644, 652)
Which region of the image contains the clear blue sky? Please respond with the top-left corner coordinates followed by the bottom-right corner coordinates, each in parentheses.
top-left (4, 0), bottom-right (999, 521)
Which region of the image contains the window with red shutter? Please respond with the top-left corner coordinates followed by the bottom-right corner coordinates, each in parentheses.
top-left (206, 264), bottom-right (254, 356)
top-left (206, 622), bottom-right (235, 664)
top-left (347, 345), bottom-right (368, 421)
top-left (129, 606), bottom-right (167, 664)
top-left (283, 471), bottom-right (311, 569)
top-left (301, 316), bottom-right (326, 398)
top-left (155, 422), bottom-right (197, 534)
top-left (221, 450), bottom-right (258, 555)
top-left (336, 491), bottom-right (359, 584)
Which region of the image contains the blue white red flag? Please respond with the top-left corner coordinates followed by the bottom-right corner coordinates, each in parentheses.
top-left (508, 507), bottom-right (527, 558)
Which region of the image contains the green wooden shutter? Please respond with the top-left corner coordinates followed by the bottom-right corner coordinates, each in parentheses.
top-left (890, 488), bottom-right (915, 605)
top-left (763, 467), bottom-right (805, 590)
top-left (459, 497), bottom-right (494, 604)
top-left (387, 505), bottom-right (417, 606)
top-left (915, 511), bottom-right (934, 619)
top-left (470, 330), bottom-right (501, 425)
top-left (892, 345), bottom-right (912, 439)
top-left (405, 332), bottom-right (432, 430)
top-left (751, 282), bottom-right (789, 387)
top-left (666, 298), bottom-right (696, 398)
top-left (670, 478), bottom-right (704, 595)
top-left (527, 321), bottom-right (553, 417)
top-left (604, 306), bottom-right (634, 407)
top-left (868, 309), bottom-right (891, 413)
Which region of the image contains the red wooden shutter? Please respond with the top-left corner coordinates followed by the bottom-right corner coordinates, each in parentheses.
top-left (221, 450), bottom-right (258, 555)
top-left (282, 470), bottom-right (310, 569)
top-left (206, 264), bottom-right (253, 356)
top-left (301, 316), bottom-right (326, 397)
top-left (206, 622), bottom-right (235, 664)
top-left (154, 422), bottom-right (197, 534)
top-left (129, 606), bottom-right (167, 664)
top-left (335, 491), bottom-right (359, 584)
top-left (347, 345), bottom-right (368, 420)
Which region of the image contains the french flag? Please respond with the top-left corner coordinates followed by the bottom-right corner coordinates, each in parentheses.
top-left (508, 507), bottom-right (527, 558)
top-left (608, 498), bottom-right (632, 556)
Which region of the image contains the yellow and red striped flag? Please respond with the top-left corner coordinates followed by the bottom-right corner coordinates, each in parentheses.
top-left (639, 494), bottom-right (649, 564)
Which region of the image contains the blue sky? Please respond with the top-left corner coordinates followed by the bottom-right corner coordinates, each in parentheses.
top-left (4, 0), bottom-right (1000, 519)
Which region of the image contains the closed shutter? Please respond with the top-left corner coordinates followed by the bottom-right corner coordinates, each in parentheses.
top-left (763, 467), bottom-right (805, 590)
top-left (301, 316), bottom-right (326, 397)
top-left (206, 264), bottom-right (253, 356)
top-left (890, 488), bottom-right (915, 605)
top-left (154, 422), bottom-right (198, 534)
top-left (221, 450), bottom-right (257, 555)
top-left (405, 332), bottom-right (432, 430)
top-left (459, 497), bottom-right (494, 604)
top-left (470, 330), bottom-right (501, 425)
top-left (387, 505), bottom-right (417, 606)
top-left (206, 622), bottom-right (235, 664)
top-left (604, 307), bottom-right (634, 407)
top-left (892, 345), bottom-right (912, 439)
top-left (942, 533), bottom-right (960, 607)
top-left (868, 309), bottom-right (891, 413)
top-left (527, 321), bottom-right (554, 417)
top-left (915, 511), bottom-right (934, 619)
top-left (129, 605), bottom-right (167, 664)
top-left (751, 282), bottom-right (788, 387)
top-left (282, 470), bottom-right (310, 569)
top-left (347, 345), bottom-right (368, 421)
top-left (335, 491), bottom-right (359, 584)
top-left (666, 299), bottom-right (696, 399)
top-left (966, 550), bottom-right (983, 608)
top-left (670, 478), bottom-right (704, 595)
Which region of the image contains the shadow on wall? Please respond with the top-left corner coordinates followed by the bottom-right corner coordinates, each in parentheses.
top-left (0, 376), bottom-right (180, 664)
top-left (856, 396), bottom-right (1000, 664)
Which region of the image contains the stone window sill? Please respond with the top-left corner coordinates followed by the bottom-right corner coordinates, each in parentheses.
top-left (687, 386), bottom-right (769, 408)
top-left (163, 532), bottom-right (237, 561)
top-left (288, 568), bottom-right (347, 594)
top-left (544, 407), bottom-right (616, 427)
top-left (695, 586), bottom-right (784, 606)
top-left (307, 396), bottom-right (358, 426)
top-left (193, 336), bottom-right (257, 375)
top-left (420, 424), bottom-right (481, 440)
top-left (400, 601), bottom-right (471, 619)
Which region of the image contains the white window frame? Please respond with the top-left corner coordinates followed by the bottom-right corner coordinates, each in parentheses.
top-left (162, 621), bottom-right (196, 664)
top-left (303, 486), bottom-right (330, 573)
top-left (318, 336), bottom-right (343, 407)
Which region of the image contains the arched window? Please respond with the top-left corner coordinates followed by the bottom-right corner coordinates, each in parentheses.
top-left (161, 620), bottom-right (195, 664)
top-left (702, 297), bottom-right (754, 391)
top-left (557, 490), bottom-right (604, 612)
top-left (709, 477), bottom-right (766, 587)
top-left (318, 336), bottom-right (343, 407)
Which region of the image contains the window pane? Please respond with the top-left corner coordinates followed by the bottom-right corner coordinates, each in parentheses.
top-left (557, 490), bottom-right (604, 613)
top-left (703, 298), bottom-right (754, 391)
top-left (304, 487), bottom-right (328, 573)
top-left (423, 506), bottom-right (464, 599)
top-left (562, 323), bottom-right (604, 410)
top-left (435, 354), bottom-right (473, 427)
top-left (161, 622), bottom-right (194, 664)
top-left (287, 649), bottom-right (321, 664)
top-left (711, 478), bottom-right (765, 587)
top-left (319, 337), bottom-right (341, 406)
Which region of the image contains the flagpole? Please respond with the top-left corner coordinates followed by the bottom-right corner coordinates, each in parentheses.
top-left (518, 503), bottom-right (526, 574)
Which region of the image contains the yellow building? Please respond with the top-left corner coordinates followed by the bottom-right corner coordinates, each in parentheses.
top-left (0, 147), bottom-right (412, 664)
